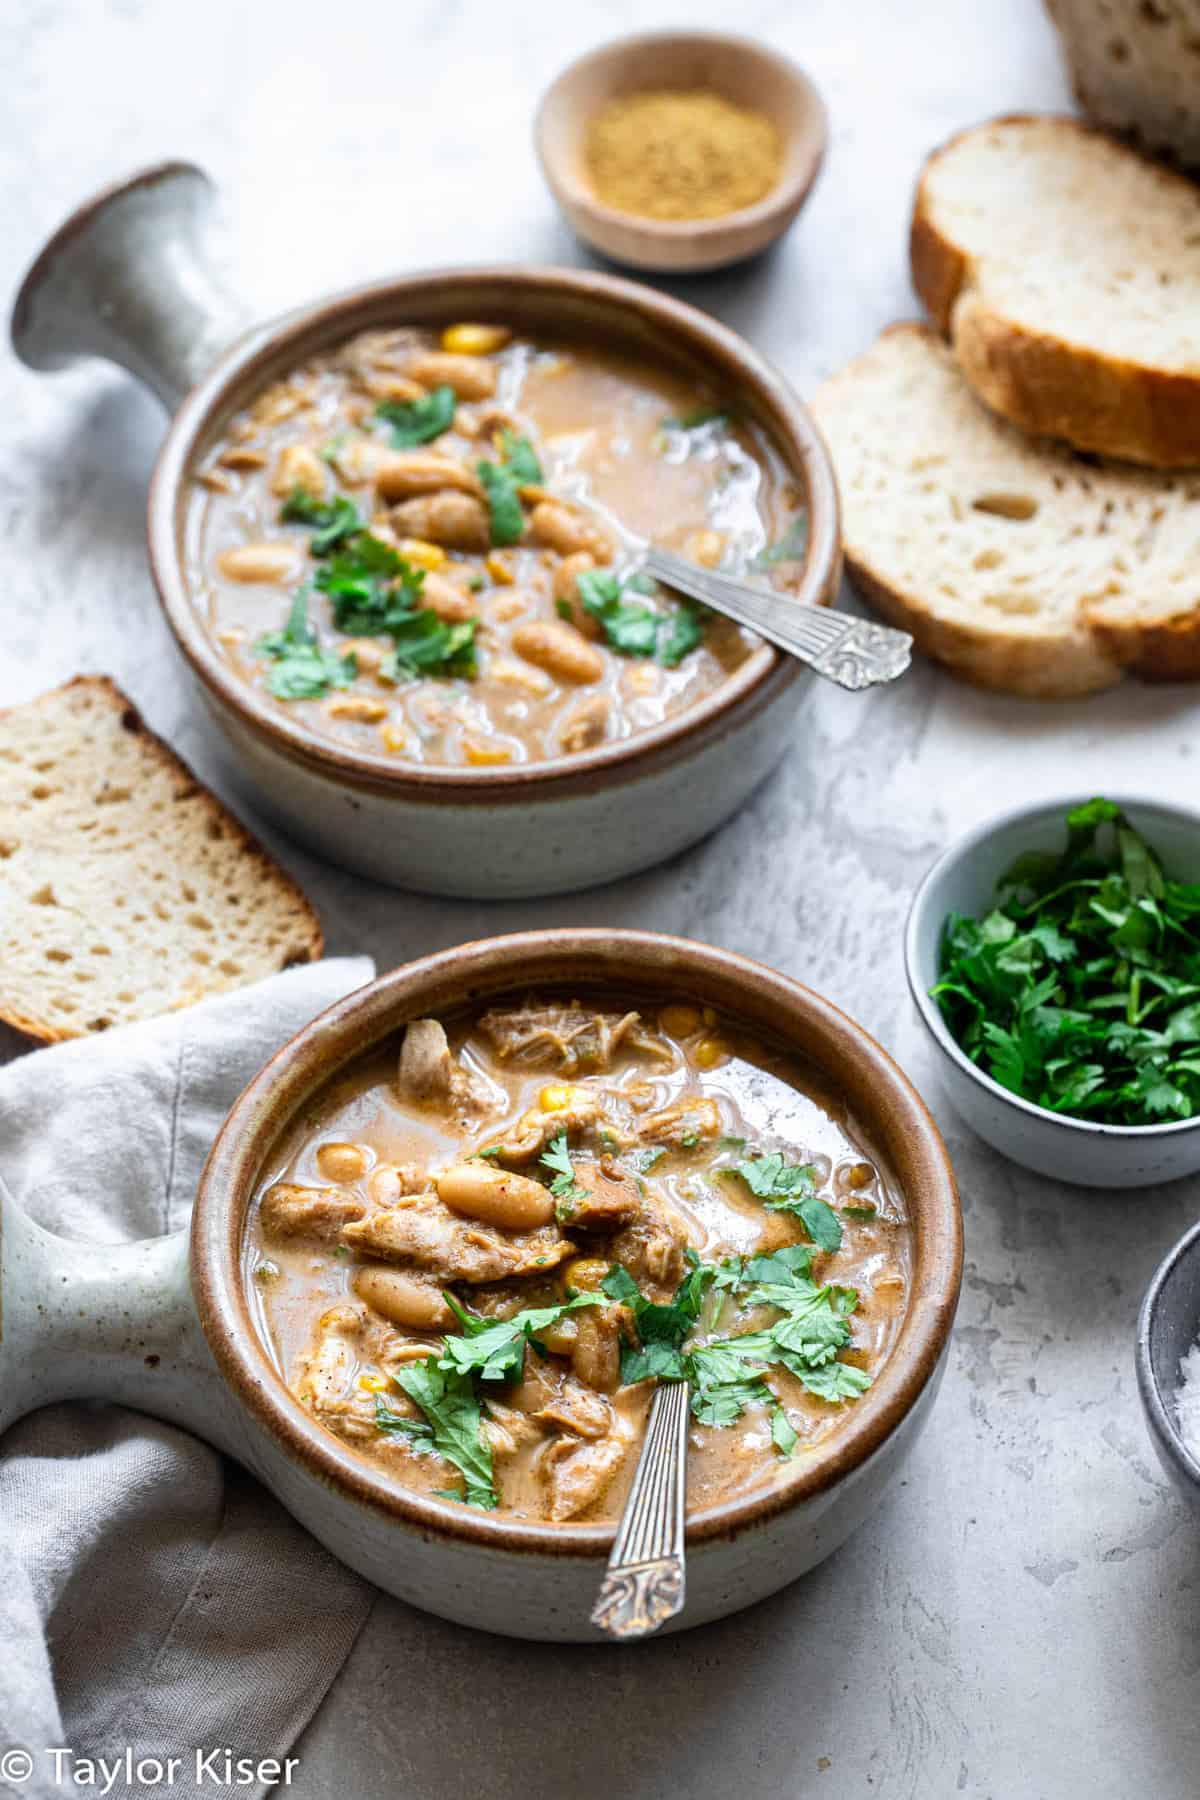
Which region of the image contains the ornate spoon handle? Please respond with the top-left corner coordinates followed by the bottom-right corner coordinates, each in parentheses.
top-left (641, 545), bottom-right (912, 692)
top-left (591, 1379), bottom-right (689, 1640)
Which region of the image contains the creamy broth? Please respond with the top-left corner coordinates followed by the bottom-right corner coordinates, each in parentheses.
top-left (188, 326), bottom-right (806, 769)
top-left (247, 995), bottom-right (911, 1525)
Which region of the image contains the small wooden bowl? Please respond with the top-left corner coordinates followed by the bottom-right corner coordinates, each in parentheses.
top-left (535, 31), bottom-right (828, 274)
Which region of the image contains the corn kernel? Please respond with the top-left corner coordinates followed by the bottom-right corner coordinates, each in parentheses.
top-left (702, 1006), bottom-right (718, 1027)
top-left (564, 1256), bottom-right (609, 1293)
top-left (693, 1036), bottom-right (727, 1070)
top-left (660, 1004), bottom-right (701, 1038)
top-left (687, 528), bottom-right (726, 569)
top-left (396, 537), bottom-right (446, 571)
top-left (358, 1373), bottom-right (389, 1393)
top-left (464, 738), bottom-right (513, 766)
top-left (539, 1083), bottom-right (578, 1112)
top-left (379, 722), bottom-right (408, 753)
top-left (441, 323), bottom-right (511, 356)
top-left (486, 550), bottom-right (515, 585)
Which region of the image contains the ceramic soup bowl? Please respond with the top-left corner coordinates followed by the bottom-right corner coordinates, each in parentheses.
top-left (10, 165), bottom-right (840, 898)
top-left (0, 930), bottom-right (961, 1641)
top-left (905, 793), bottom-right (1200, 1188)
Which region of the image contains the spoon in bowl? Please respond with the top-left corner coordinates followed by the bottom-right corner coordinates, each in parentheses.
top-left (590, 1378), bottom-right (690, 1639)
top-left (638, 544), bottom-right (912, 691)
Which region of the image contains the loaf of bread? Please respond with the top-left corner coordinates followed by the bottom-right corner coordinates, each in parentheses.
top-left (0, 676), bottom-right (323, 1041)
top-left (811, 323), bottom-right (1200, 697)
top-left (911, 114), bottom-right (1200, 466)
top-left (1047, 0), bottom-right (1200, 169)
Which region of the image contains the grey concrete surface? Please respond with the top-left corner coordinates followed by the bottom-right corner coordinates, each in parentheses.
top-left (3, 1), bottom-right (1198, 1794)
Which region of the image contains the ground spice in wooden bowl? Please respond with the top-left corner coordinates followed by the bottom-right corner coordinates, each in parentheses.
top-left (585, 88), bottom-right (783, 221)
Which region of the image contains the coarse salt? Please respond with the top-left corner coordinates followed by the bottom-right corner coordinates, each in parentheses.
top-left (1174, 1337), bottom-right (1200, 1459)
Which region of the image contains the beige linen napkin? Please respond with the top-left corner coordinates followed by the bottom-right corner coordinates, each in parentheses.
top-left (0, 959), bottom-right (377, 1800)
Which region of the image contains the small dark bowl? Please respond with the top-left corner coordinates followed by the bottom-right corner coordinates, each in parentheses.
top-left (1136, 1218), bottom-right (1200, 1509)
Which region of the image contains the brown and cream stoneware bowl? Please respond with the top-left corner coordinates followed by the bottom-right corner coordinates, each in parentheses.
top-left (0, 931), bottom-right (962, 1640)
top-left (10, 164), bottom-right (840, 897)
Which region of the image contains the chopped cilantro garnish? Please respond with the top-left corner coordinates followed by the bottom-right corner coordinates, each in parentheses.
top-left (731, 1154), bottom-right (843, 1253)
top-left (475, 432), bottom-right (541, 547)
top-left (384, 613), bottom-right (477, 680)
top-left (498, 429), bottom-right (542, 486)
top-left (376, 384), bottom-right (457, 447)
top-left (576, 569), bottom-right (705, 667)
top-left (255, 590), bottom-right (356, 700)
top-left (751, 514), bottom-right (810, 568)
top-left (539, 1132), bottom-right (589, 1217)
top-left (932, 797), bottom-right (1200, 1125)
top-left (389, 1361), bottom-right (497, 1508)
top-left (438, 1291), bottom-right (600, 1385)
top-left (660, 407), bottom-right (730, 432)
top-left (279, 488), bottom-right (363, 555)
top-left (608, 1243), bottom-right (870, 1447)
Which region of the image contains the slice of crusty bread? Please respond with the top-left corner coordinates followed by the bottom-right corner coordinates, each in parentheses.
top-left (0, 676), bottom-right (322, 1042)
top-left (911, 114), bottom-right (1200, 467)
top-left (810, 323), bottom-right (1200, 698)
top-left (1047, 0), bottom-right (1200, 172)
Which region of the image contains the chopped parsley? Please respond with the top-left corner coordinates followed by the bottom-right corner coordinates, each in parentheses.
top-left (730, 1154), bottom-right (843, 1253)
top-left (932, 797), bottom-right (1200, 1125)
top-left (375, 383), bottom-right (457, 447)
top-left (573, 569), bottom-right (705, 667)
top-left (279, 488), bottom-right (363, 555)
top-left (255, 590), bottom-right (356, 700)
top-left (476, 433), bottom-right (541, 546)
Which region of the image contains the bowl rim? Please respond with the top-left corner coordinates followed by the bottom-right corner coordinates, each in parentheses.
top-left (148, 264), bottom-right (840, 801)
top-left (1137, 1217), bottom-right (1200, 1489)
top-left (192, 928), bottom-right (962, 1558)
top-left (904, 790), bottom-right (1200, 1141)
top-left (533, 28), bottom-right (829, 242)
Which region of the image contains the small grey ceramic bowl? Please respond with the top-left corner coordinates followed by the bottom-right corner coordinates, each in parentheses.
top-left (904, 793), bottom-right (1200, 1189)
top-left (1137, 1219), bottom-right (1200, 1510)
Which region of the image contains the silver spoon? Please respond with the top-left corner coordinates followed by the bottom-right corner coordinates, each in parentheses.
top-left (639, 544), bottom-right (912, 692)
top-left (591, 1379), bottom-right (690, 1639)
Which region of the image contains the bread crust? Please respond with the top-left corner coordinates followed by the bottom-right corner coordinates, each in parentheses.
top-left (911, 113), bottom-right (1200, 468)
top-left (0, 675), bottom-right (323, 1044)
top-left (813, 322), bottom-right (1200, 697)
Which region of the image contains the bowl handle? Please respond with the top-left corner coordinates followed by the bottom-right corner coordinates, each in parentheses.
top-left (0, 1185), bottom-right (254, 1464)
top-left (9, 162), bottom-right (251, 410)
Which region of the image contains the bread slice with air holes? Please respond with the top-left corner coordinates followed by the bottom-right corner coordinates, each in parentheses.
top-left (810, 323), bottom-right (1200, 698)
top-left (911, 114), bottom-right (1200, 467)
top-left (0, 676), bottom-right (323, 1042)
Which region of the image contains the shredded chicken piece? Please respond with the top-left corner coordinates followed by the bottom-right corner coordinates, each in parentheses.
top-left (397, 1018), bottom-right (490, 1120)
top-left (342, 1192), bottom-right (572, 1284)
top-left (260, 1183), bottom-right (366, 1243)
top-left (637, 1096), bottom-right (722, 1151)
top-left (569, 1304), bottom-right (628, 1393)
top-left (557, 1158), bottom-right (642, 1233)
top-left (478, 1002), bottom-right (670, 1073)
top-left (534, 1381), bottom-right (612, 1440)
top-left (293, 1305), bottom-right (378, 1444)
top-left (541, 1421), bottom-right (635, 1521)
top-left (484, 1093), bottom-right (601, 1165)
top-left (610, 1195), bottom-right (691, 1301)
top-left (483, 1402), bottom-right (545, 1462)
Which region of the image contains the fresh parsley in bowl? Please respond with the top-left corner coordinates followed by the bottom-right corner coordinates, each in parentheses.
top-left (905, 795), bottom-right (1200, 1188)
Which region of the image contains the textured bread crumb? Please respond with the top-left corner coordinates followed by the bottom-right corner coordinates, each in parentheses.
top-left (911, 114), bottom-right (1200, 465)
top-left (811, 324), bottom-right (1200, 697)
top-left (0, 676), bottom-right (322, 1041)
